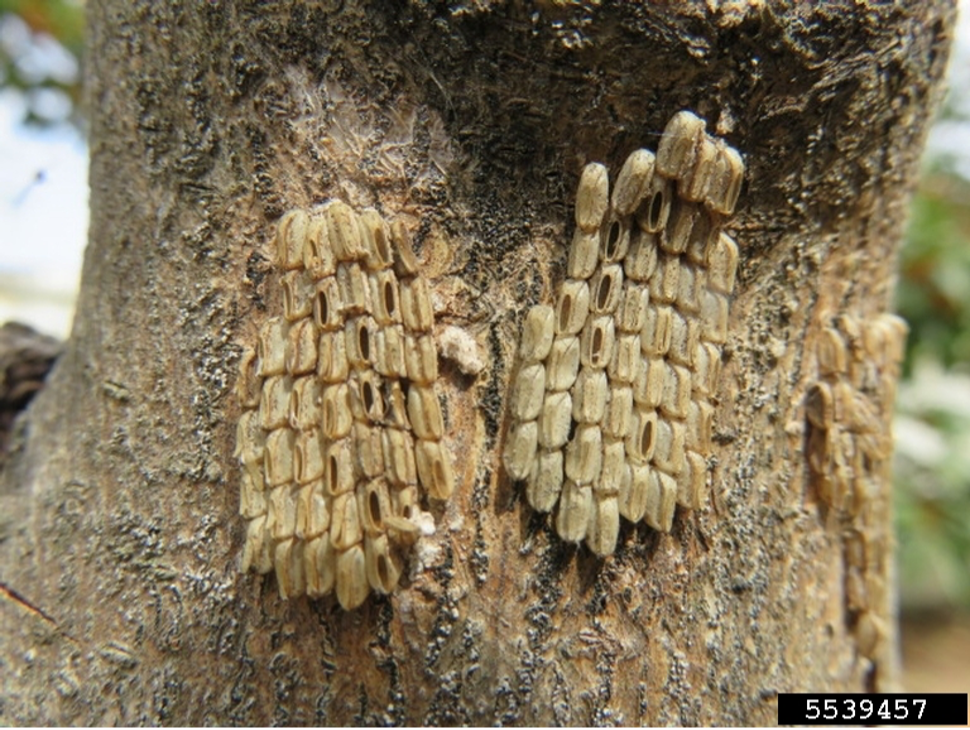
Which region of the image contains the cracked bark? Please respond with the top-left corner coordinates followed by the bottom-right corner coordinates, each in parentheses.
top-left (0, 1), bottom-right (954, 725)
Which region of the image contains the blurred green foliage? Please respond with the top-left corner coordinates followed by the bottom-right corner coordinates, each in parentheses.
top-left (898, 173), bottom-right (970, 369)
top-left (895, 161), bottom-right (970, 612)
top-left (0, 0), bottom-right (84, 51)
top-left (0, 0), bottom-right (84, 126)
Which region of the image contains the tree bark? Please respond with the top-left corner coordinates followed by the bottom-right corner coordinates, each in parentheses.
top-left (0, 1), bottom-right (954, 725)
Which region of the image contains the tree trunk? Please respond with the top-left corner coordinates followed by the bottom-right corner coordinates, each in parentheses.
top-left (0, 1), bottom-right (954, 725)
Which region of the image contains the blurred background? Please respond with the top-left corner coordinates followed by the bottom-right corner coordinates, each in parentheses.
top-left (1, 0), bottom-right (967, 690)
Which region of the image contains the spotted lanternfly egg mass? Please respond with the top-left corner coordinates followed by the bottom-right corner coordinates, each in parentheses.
top-left (805, 312), bottom-right (906, 661)
top-left (503, 109), bottom-right (745, 556)
top-left (235, 200), bottom-right (453, 609)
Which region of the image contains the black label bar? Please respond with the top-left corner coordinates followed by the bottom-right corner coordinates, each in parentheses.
top-left (777, 693), bottom-right (967, 725)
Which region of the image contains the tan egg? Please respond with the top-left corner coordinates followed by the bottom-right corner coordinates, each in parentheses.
top-left (602, 385), bottom-right (634, 440)
top-left (662, 198), bottom-right (699, 255)
top-left (599, 213), bottom-right (631, 265)
top-left (556, 280), bottom-right (591, 336)
top-left (620, 463), bottom-right (650, 523)
top-left (400, 276), bottom-right (434, 332)
top-left (281, 269), bottom-right (314, 321)
top-left (321, 383), bottom-right (353, 439)
top-left (706, 232), bottom-right (739, 295)
top-left (625, 408), bottom-right (658, 465)
top-left (596, 438), bottom-right (626, 497)
top-left (303, 212), bottom-right (337, 279)
top-left (545, 335), bottom-right (581, 392)
top-left (682, 133), bottom-right (718, 203)
top-left (611, 148), bottom-right (656, 216)
top-left (651, 417), bottom-right (686, 476)
top-left (285, 317), bottom-right (318, 376)
top-left (267, 483), bottom-right (298, 540)
top-left (643, 469), bottom-right (677, 533)
top-left (633, 357), bottom-right (666, 410)
top-left (526, 449), bottom-right (565, 513)
top-left (707, 139), bottom-right (745, 215)
top-left (335, 544), bottom-right (369, 611)
top-left (374, 323), bottom-right (407, 379)
top-left (511, 362), bottom-right (547, 421)
top-left (660, 361), bottom-right (692, 420)
top-left (407, 384), bottom-right (444, 441)
top-left (323, 439), bottom-right (355, 496)
top-left (538, 390), bottom-right (573, 450)
top-left (685, 399), bottom-right (714, 456)
top-left (699, 289), bottom-right (729, 344)
top-left (325, 200), bottom-right (365, 261)
top-left (256, 317), bottom-right (288, 377)
top-left (288, 375), bottom-right (321, 431)
top-left (571, 367), bottom-right (609, 424)
top-left (503, 419), bottom-right (538, 481)
top-left (656, 110), bottom-right (706, 181)
top-left (370, 268), bottom-right (402, 325)
top-left (276, 208), bottom-right (310, 270)
top-left (676, 450), bottom-right (707, 509)
top-left (616, 283), bottom-right (649, 334)
top-left (239, 468), bottom-right (268, 519)
top-left (567, 228), bottom-right (600, 280)
top-left (575, 162), bottom-right (610, 233)
top-left (635, 176), bottom-right (672, 234)
top-left (294, 429), bottom-right (325, 485)
top-left (241, 514), bottom-right (272, 574)
top-left (404, 333), bottom-right (439, 384)
top-left (236, 347), bottom-right (262, 410)
top-left (640, 304), bottom-right (673, 357)
top-left (305, 532), bottom-right (336, 597)
top-left (564, 423), bottom-right (603, 485)
top-left (415, 439), bottom-right (456, 500)
top-left (296, 478), bottom-right (330, 540)
top-left (589, 264), bottom-right (624, 315)
top-left (358, 478), bottom-right (392, 535)
top-left (358, 208), bottom-right (394, 270)
top-left (580, 315), bottom-right (616, 370)
top-left (586, 493), bottom-right (620, 557)
top-left (668, 310), bottom-right (699, 367)
top-left (382, 427), bottom-right (418, 487)
top-left (312, 277), bottom-right (344, 331)
top-left (274, 538), bottom-right (306, 600)
top-left (330, 491), bottom-right (364, 551)
top-left (608, 334), bottom-right (641, 384)
top-left (650, 253), bottom-right (681, 305)
top-left (518, 305), bottom-right (556, 363)
top-left (353, 422), bottom-right (385, 479)
top-left (624, 229), bottom-right (659, 281)
top-left (365, 533), bottom-right (402, 594)
top-left (336, 261), bottom-right (371, 313)
top-left (555, 480), bottom-right (593, 543)
top-left (317, 330), bottom-right (350, 383)
top-left (264, 428), bottom-right (296, 487)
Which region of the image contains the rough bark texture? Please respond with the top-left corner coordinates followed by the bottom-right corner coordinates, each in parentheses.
top-left (0, 1), bottom-right (954, 725)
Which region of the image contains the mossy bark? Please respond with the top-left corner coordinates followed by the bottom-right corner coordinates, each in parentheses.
top-left (0, 1), bottom-right (954, 725)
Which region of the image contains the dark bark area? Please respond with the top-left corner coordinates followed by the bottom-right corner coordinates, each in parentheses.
top-left (0, 323), bottom-right (60, 459)
top-left (0, 1), bottom-right (954, 725)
